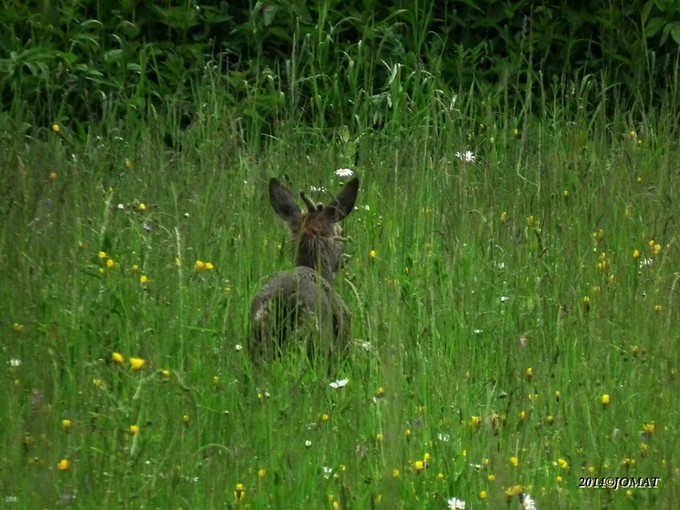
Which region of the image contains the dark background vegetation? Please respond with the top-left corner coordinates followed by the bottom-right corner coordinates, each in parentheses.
top-left (2, 0), bottom-right (680, 137)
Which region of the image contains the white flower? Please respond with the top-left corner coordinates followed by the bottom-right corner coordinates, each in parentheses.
top-left (520, 493), bottom-right (537, 510)
top-left (335, 168), bottom-right (355, 179)
top-left (455, 150), bottom-right (476, 164)
top-left (447, 497), bottom-right (466, 509)
top-left (9, 358), bottom-right (22, 367)
top-left (322, 466), bottom-right (334, 479)
top-left (309, 186), bottom-right (328, 193)
top-left (500, 296), bottom-right (510, 303)
top-left (436, 433), bottom-right (450, 442)
top-left (304, 440), bottom-right (312, 448)
top-left (234, 344), bottom-right (243, 352)
top-left (329, 378), bottom-right (349, 389)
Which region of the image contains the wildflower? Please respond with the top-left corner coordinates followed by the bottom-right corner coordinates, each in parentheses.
top-left (643, 422), bottom-right (655, 435)
top-left (49, 171), bottom-right (58, 181)
top-left (633, 249), bottom-right (640, 259)
top-left (525, 367), bottom-right (533, 380)
top-left (129, 425), bottom-right (140, 436)
top-left (562, 190), bottom-right (569, 198)
top-left (258, 469), bottom-right (266, 479)
top-left (234, 483), bottom-right (245, 502)
top-left (488, 474), bottom-right (496, 482)
top-left (125, 159), bottom-right (133, 171)
top-left (323, 466), bottom-right (334, 479)
top-left (369, 249), bottom-right (378, 260)
top-left (557, 458), bottom-right (568, 469)
top-left (437, 472), bottom-right (445, 480)
top-left (234, 344), bottom-right (242, 352)
top-left (329, 378), bottom-right (349, 389)
top-left (62, 419), bottom-right (72, 430)
top-left (140, 275), bottom-right (149, 285)
top-left (600, 394), bottom-right (610, 407)
top-left (592, 229), bottom-right (605, 241)
top-left (320, 413), bottom-right (330, 422)
top-left (652, 243), bottom-right (662, 255)
top-left (195, 260), bottom-right (206, 271)
top-left (554, 391), bottom-right (561, 401)
top-left (182, 414), bottom-right (190, 426)
top-left (335, 168), bottom-right (355, 180)
top-left (510, 456), bottom-right (520, 468)
top-left (106, 258), bottom-right (115, 269)
top-left (111, 352), bottom-right (125, 365)
top-left (132, 264), bottom-right (141, 272)
top-left (654, 304), bottom-right (663, 313)
top-left (470, 416), bottom-right (482, 429)
top-left (520, 493), bottom-right (537, 510)
top-left (447, 497), bottom-right (466, 509)
top-left (455, 150), bottom-right (476, 164)
top-left (500, 211), bottom-right (509, 223)
top-left (129, 357), bottom-right (146, 371)
top-left (546, 415), bottom-right (555, 426)
top-left (161, 369), bottom-right (172, 379)
top-left (12, 323), bottom-right (24, 333)
top-left (205, 262), bottom-right (215, 270)
top-left (479, 491), bottom-right (488, 499)
top-left (57, 459), bottom-right (70, 471)
top-left (376, 433), bottom-right (384, 443)
top-left (92, 378), bottom-right (104, 388)
top-left (392, 468), bottom-right (400, 478)
top-left (413, 460), bottom-right (425, 473)
top-left (304, 440), bottom-right (312, 448)
top-left (374, 387), bottom-right (386, 398)
top-left (138, 203), bottom-right (146, 212)
top-left (52, 123), bottom-right (61, 134)
top-left (622, 457), bottom-right (635, 468)
top-left (513, 128), bottom-right (519, 136)
top-left (98, 251), bottom-right (107, 260)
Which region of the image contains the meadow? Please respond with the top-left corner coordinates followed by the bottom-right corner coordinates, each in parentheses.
top-left (1, 70), bottom-right (679, 510)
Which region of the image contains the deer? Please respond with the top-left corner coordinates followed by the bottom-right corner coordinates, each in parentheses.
top-left (249, 177), bottom-right (360, 364)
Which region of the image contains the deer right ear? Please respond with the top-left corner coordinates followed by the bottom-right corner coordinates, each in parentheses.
top-left (327, 177), bottom-right (359, 221)
top-left (269, 178), bottom-right (301, 222)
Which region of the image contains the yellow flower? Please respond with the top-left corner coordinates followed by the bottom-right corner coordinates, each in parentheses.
top-left (643, 422), bottom-right (655, 435)
top-left (525, 367), bottom-right (533, 380)
top-left (557, 458), bottom-right (569, 469)
top-left (376, 433), bottom-right (384, 443)
top-left (479, 490), bottom-right (488, 499)
top-left (205, 262), bottom-right (215, 270)
top-left (132, 264), bottom-right (141, 272)
top-left (138, 203), bottom-right (147, 212)
top-left (140, 275), bottom-right (150, 285)
top-left (654, 304), bottom-right (663, 313)
top-left (129, 424), bottom-right (140, 436)
top-left (111, 352), bottom-right (125, 365)
top-left (652, 243), bottom-right (662, 255)
top-left (413, 460), bottom-right (425, 473)
top-left (513, 128), bottom-right (519, 136)
top-left (405, 428), bottom-right (412, 440)
top-left (320, 413), bottom-right (330, 422)
top-left (62, 419), bottom-right (72, 430)
top-left (182, 414), bottom-right (190, 425)
top-left (500, 211), bottom-right (509, 223)
top-left (57, 458), bottom-right (70, 471)
top-left (375, 387), bottom-right (386, 398)
top-left (98, 251), bottom-right (108, 259)
top-left (488, 474), bottom-right (496, 482)
top-left (510, 456), bottom-right (519, 468)
top-left (518, 410), bottom-right (527, 424)
top-left (234, 483), bottom-right (246, 502)
top-left (546, 415), bottom-right (555, 426)
top-left (258, 468), bottom-right (267, 479)
top-left (12, 323), bottom-right (25, 333)
top-left (195, 260), bottom-right (206, 271)
top-left (52, 123), bottom-right (61, 134)
top-left (369, 249), bottom-right (378, 260)
top-left (470, 416), bottom-right (482, 429)
top-left (161, 369), bottom-right (172, 379)
top-left (49, 171), bottom-right (58, 181)
top-left (129, 357), bottom-right (146, 371)
top-left (633, 249), bottom-right (640, 259)
top-left (600, 394), bottom-right (610, 407)
top-left (125, 159), bottom-right (134, 171)
top-left (106, 258), bottom-right (115, 269)
top-left (437, 472), bottom-right (445, 480)
top-left (392, 468), bottom-right (400, 478)
top-left (562, 190), bottom-right (569, 198)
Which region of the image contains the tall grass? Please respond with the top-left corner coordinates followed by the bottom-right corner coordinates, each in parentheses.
top-left (1, 42), bottom-right (679, 510)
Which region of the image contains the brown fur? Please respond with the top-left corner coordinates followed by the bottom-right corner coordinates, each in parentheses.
top-left (250, 178), bottom-right (359, 362)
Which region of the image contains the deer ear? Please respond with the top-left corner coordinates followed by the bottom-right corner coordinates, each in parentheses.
top-left (269, 178), bottom-right (300, 222)
top-left (326, 177), bottom-right (359, 221)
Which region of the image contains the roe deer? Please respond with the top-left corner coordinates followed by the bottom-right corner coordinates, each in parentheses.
top-left (250, 177), bottom-right (360, 362)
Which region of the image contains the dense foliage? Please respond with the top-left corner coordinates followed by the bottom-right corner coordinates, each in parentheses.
top-left (2, 0), bottom-right (680, 136)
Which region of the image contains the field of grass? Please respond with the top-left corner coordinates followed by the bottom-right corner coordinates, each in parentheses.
top-left (1, 75), bottom-right (679, 509)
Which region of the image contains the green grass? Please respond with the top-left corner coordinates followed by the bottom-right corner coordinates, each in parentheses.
top-left (1, 77), bottom-right (679, 510)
